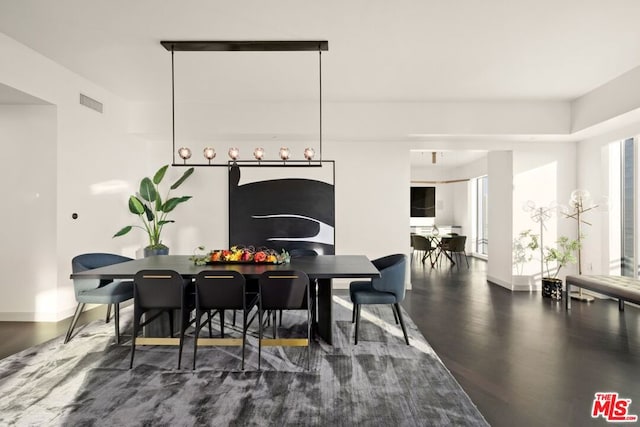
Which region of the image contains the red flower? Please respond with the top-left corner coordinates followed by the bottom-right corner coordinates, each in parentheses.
top-left (254, 251), bottom-right (267, 262)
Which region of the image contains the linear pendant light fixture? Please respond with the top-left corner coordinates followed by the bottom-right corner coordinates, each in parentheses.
top-left (160, 40), bottom-right (328, 167)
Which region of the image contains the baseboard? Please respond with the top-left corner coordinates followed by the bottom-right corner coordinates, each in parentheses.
top-left (0, 300), bottom-right (133, 323)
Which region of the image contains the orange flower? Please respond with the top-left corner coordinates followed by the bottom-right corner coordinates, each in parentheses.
top-left (254, 251), bottom-right (267, 262)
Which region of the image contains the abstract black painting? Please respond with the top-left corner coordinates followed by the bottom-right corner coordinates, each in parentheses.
top-left (410, 186), bottom-right (436, 217)
top-left (229, 163), bottom-right (335, 255)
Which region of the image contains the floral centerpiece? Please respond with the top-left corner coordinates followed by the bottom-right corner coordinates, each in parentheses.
top-left (190, 245), bottom-right (290, 266)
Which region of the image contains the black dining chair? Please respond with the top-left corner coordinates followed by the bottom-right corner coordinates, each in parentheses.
top-left (258, 270), bottom-right (311, 370)
top-left (349, 254), bottom-right (410, 345)
top-left (411, 235), bottom-right (435, 265)
top-left (192, 270), bottom-right (258, 370)
top-left (444, 235), bottom-right (469, 268)
top-left (65, 253), bottom-right (134, 344)
top-left (130, 269), bottom-right (195, 369)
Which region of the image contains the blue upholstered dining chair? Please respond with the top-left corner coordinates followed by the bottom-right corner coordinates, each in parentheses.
top-left (349, 254), bottom-right (410, 345)
top-left (64, 253), bottom-right (134, 344)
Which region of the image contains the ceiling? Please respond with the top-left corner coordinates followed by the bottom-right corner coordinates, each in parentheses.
top-left (2, 1), bottom-right (640, 167)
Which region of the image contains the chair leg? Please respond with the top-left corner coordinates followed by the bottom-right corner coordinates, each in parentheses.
top-left (105, 304), bottom-right (112, 323)
top-left (220, 309), bottom-right (225, 338)
top-left (208, 310), bottom-right (213, 338)
top-left (464, 251), bottom-right (469, 267)
top-left (279, 310), bottom-right (283, 326)
top-left (351, 304), bottom-right (356, 323)
top-left (114, 303), bottom-right (120, 345)
top-left (258, 308), bottom-right (263, 370)
top-left (307, 302), bottom-right (311, 371)
top-left (64, 303), bottom-right (85, 344)
top-left (241, 309), bottom-right (247, 371)
top-left (193, 309), bottom-right (201, 370)
top-left (130, 309), bottom-right (141, 369)
top-left (354, 304), bottom-right (361, 345)
top-left (178, 308), bottom-right (185, 369)
top-left (272, 311), bottom-right (277, 338)
top-left (394, 303), bottom-right (410, 345)
top-left (391, 305), bottom-right (399, 324)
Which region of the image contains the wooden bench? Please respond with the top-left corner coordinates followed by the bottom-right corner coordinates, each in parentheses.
top-left (565, 275), bottom-right (640, 310)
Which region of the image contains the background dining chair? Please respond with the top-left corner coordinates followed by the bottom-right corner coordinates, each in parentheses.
top-left (258, 270), bottom-right (311, 370)
top-left (65, 253), bottom-right (134, 344)
top-left (446, 235), bottom-right (469, 268)
top-left (349, 253), bottom-right (410, 345)
top-left (411, 235), bottom-right (435, 265)
top-left (130, 269), bottom-right (194, 369)
top-left (192, 270), bottom-right (258, 370)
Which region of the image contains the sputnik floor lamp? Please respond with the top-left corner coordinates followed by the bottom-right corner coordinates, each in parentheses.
top-left (563, 189), bottom-right (598, 302)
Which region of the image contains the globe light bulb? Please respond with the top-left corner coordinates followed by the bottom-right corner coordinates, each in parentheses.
top-left (304, 147), bottom-right (315, 161)
top-left (228, 147), bottom-right (239, 161)
top-left (253, 147), bottom-right (265, 161)
top-left (279, 147), bottom-right (290, 161)
top-left (203, 147), bottom-right (216, 164)
top-left (178, 147), bottom-right (191, 164)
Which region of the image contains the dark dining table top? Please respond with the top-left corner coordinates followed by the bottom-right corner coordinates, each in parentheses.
top-left (70, 254), bottom-right (380, 280)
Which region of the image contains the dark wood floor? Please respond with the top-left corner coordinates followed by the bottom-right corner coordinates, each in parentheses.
top-left (1, 258), bottom-right (639, 426)
top-left (403, 256), bottom-right (640, 427)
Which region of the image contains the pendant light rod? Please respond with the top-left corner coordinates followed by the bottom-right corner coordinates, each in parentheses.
top-left (171, 45), bottom-right (176, 165)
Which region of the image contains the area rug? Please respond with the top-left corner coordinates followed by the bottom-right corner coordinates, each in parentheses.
top-left (0, 295), bottom-right (488, 426)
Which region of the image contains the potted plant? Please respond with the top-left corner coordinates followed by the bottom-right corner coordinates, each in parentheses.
top-left (513, 229), bottom-right (539, 275)
top-left (113, 165), bottom-right (194, 256)
top-left (542, 235), bottom-right (580, 300)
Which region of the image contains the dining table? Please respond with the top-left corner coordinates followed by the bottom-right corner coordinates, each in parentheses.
top-left (70, 254), bottom-right (380, 345)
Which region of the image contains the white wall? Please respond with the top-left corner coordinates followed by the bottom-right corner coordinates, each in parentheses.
top-left (512, 142), bottom-right (577, 289)
top-left (486, 151), bottom-right (513, 289)
top-left (0, 33), bottom-right (144, 320)
top-left (0, 105), bottom-right (57, 320)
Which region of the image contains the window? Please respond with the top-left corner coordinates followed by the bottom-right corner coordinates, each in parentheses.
top-left (621, 138), bottom-right (636, 277)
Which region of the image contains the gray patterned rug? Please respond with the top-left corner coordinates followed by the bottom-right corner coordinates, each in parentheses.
top-left (0, 295), bottom-right (488, 426)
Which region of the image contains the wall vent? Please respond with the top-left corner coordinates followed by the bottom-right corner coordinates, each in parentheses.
top-left (79, 93), bottom-right (103, 113)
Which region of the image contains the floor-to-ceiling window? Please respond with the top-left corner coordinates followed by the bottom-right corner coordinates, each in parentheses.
top-left (474, 175), bottom-right (488, 255)
top-left (621, 137), bottom-right (636, 277)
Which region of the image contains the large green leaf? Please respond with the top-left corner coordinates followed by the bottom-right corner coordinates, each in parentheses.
top-left (143, 204), bottom-right (155, 222)
top-left (128, 196), bottom-right (145, 215)
top-left (158, 220), bottom-right (175, 226)
top-left (153, 165), bottom-right (169, 185)
top-left (155, 193), bottom-right (163, 213)
top-left (113, 226), bottom-right (132, 237)
top-left (162, 196), bottom-right (192, 213)
top-left (139, 177), bottom-right (157, 202)
top-left (170, 167), bottom-right (194, 190)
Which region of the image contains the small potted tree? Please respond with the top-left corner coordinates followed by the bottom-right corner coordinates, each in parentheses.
top-left (542, 236), bottom-right (580, 300)
top-left (114, 165), bottom-right (194, 256)
top-left (513, 229), bottom-right (539, 275)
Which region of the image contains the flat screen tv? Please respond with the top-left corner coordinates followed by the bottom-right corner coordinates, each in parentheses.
top-left (411, 187), bottom-right (435, 217)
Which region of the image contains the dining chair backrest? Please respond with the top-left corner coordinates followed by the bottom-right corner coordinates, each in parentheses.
top-left (134, 270), bottom-right (185, 310)
top-left (371, 254), bottom-right (407, 301)
top-left (72, 253), bottom-right (133, 292)
top-left (194, 270), bottom-right (245, 310)
top-left (259, 270), bottom-right (309, 310)
top-left (450, 235), bottom-right (467, 252)
top-left (412, 235), bottom-right (432, 251)
top-left (439, 236), bottom-right (454, 250)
